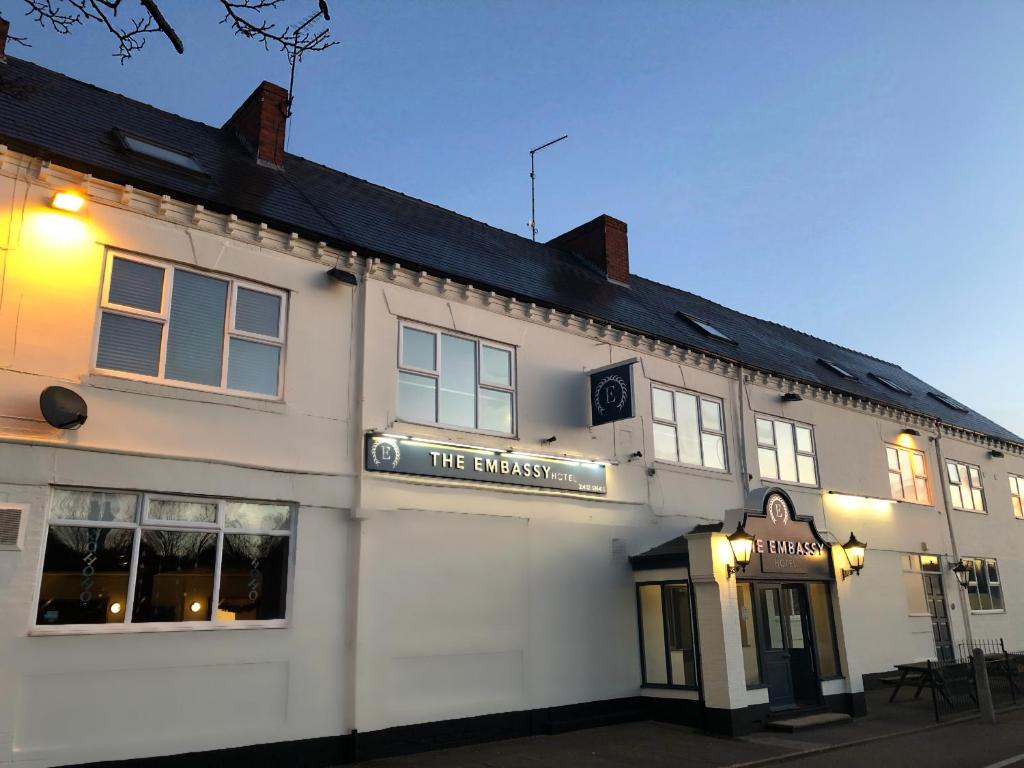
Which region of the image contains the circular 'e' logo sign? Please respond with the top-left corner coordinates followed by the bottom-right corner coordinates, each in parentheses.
top-left (766, 493), bottom-right (789, 526)
top-left (594, 374), bottom-right (628, 416)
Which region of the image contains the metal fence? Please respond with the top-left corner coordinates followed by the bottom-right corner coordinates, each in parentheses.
top-left (929, 639), bottom-right (1020, 722)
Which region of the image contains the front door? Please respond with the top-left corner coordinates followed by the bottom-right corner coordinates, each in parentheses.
top-left (923, 572), bottom-right (954, 662)
top-left (759, 584), bottom-right (819, 710)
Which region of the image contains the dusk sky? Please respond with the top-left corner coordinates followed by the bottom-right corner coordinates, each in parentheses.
top-left (10, 0), bottom-right (1024, 436)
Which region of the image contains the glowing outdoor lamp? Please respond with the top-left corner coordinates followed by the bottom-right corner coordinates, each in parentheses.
top-left (951, 559), bottom-right (972, 591)
top-left (841, 532), bottom-right (867, 580)
top-left (727, 520), bottom-right (755, 578)
top-left (51, 191), bottom-right (86, 213)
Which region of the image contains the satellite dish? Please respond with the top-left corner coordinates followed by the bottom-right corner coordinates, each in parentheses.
top-left (39, 386), bottom-right (88, 430)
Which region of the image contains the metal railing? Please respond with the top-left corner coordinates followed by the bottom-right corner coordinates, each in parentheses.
top-left (929, 639), bottom-right (1019, 722)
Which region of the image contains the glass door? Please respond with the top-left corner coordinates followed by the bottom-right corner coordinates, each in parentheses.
top-left (757, 584), bottom-right (820, 710)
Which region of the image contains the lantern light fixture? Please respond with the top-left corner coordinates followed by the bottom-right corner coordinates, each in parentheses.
top-left (951, 559), bottom-right (972, 591)
top-left (51, 190), bottom-right (86, 213)
top-left (841, 531), bottom-right (867, 580)
top-left (726, 520), bottom-right (755, 579)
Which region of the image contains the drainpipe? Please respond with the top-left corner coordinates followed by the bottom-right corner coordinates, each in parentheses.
top-left (736, 366), bottom-right (750, 499)
top-left (931, 420), bottom-right (974, 649)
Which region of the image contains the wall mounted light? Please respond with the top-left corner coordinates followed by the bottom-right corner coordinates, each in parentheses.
top-left (899, 428), bottom-right (921, 437)
top-left (989, 450), bottom-right (1005, 459)
top-left (540, 435), bottom-right (557, 445)
top-left (627, 450), bottom-right (643, 462)
top-left (780, 392), bottom-right (802, 402)
top-left (841, 532), bottom-right (867, 580)
top-left (51, 190), bottom-right (86, 213)
top-left (951, 559), bottom-right (972, 591)
top-left (727, 521), bottom-right (755, 578)
top-left (326, 266), bottom-right (358, 284)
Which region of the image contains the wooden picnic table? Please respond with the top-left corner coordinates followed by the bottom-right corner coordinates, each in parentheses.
top-left (888, 661), bottom-right (935, 702)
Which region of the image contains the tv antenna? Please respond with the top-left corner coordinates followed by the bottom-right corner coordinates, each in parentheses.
top-left (528, 134), bottom-right (568, 241)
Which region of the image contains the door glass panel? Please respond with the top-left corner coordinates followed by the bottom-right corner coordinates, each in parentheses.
top-left (783, 587), bottom-right (806, 649)
top-left (763, 589), bottom-right (785, 649)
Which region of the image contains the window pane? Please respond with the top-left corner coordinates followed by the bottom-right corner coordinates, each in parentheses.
top-left (763, 589), bottom-right (785, 649)
top-left (674, 392), bottom-right (701, 465)
top-left (887, 447), bottom-right (900, 473)
top-left (1013, 496), bottom-right (1023, 519)
top-left (480, 346), bottom-right (511, 387)
top-left (737, 583), bottom-right (760, 686)
top-left (946, 462), bottom-right (961, 484)
top-left (700, 399), bottom-right (723, 433)
top-left (987, 560), bottom-right (1000, 583)
top-left (50, 489), bottom-right (137, 522)
top-left (639, 585), bottom-right (668, 684)
top-left (775, 424), bottom-right (798, 482)
top-left (807, 583), bottom-right (840, 677)
top-left (759, 447), bottom-right (779, 480)
top-left (654, 423), bottom-right (678, 462)
top-left (96, 312), bottom-right (162, 376)
top-left (225, 502), bottom-right (291, 531)
top-left (401, 327), bottom-right (435, 370)
top-left (133, 530), bottom-right (216, 622)
top-left (164, 270), bottom-right (228, 386)
top-left (665, 585), bottom-right (696, 686)
top-left (398, 371), bottom-right (437, 422)
top-left (227, 338), bottom-right (281, 395)
top-left (652, 387), bottom-right (674, 422)
top-left (701, 433), bottom-right (726, 470)
top-left (889, 471), bottom-right (904, 499)
top-left (949, 485), bottom-right (964, 509)
top-left (795, 426), bottom-right (813, 454)
top-left (234, 287), bottom-right (281, 337)
top-left (899, 452), bottom-right (916, 501)
top-left (218, 534), bottom-right (289, 620)
top-left (756, 418), bottom-right (774, 446)
top-left (971, 489), bottom-right (984, 511)
top-left (797, 454), bottom-right (817, 485)
top-left (37, 526), bottom-right (133, 625)
top-left (914, 477), bottom-right (929, 504)
top-left (439, 335), bottom-right (476, 428)
top-left (910, 452), bottom-right (926, 478)
top-left (108, 257), bottom-right (164, 312)
top-left (990, 586), bottom-right (1004, 610)
top-left (968, 466), bottom-right (982, 488)
top-left (479, 388), bottom-right (512, 433)
top-left (148, 499), bottom-right (217, 524)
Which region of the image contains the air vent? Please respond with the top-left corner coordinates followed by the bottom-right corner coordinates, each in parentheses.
top-left (868, 372), bottom-right (912, 396)
top-left (0, 507), bottom-right (24, 550)
top-left (817, 358), bottom-right (857, 379)
top-left (928, 392), bottom-right (969, 413)
top-left (675, 312), bottom-right (735, 344)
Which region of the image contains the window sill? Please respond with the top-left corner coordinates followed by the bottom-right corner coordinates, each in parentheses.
top-left (969, 610), bottom-right (1006, 615)
top-left (953, 507), bottom-right (988, 515)
top-left (29, 620), bottom-right (288, 636)
top-left (83, 374), bottom-right (287, 413)
top-left (758, 478), bottom-right (819, 491)
top-left (652, 460), bottom-right (732, 479)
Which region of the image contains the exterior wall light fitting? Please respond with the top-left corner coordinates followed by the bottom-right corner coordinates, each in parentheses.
top-left (899, 428), bottom-right (921, 437)
top-left (326, 266), bottom-right (358, 284)
top-left (51, 190), bottom-right (85, 213)
top-left (951, 558), bottom-right (972, 590)
top-left (989, 450), bottom-right (1005, 459)
top-left (726, 521), bottom-right (754, 578)
top-left (780, 392), bottom-right (802, 402)
top-left (840, 532), bottom-right (867, 580)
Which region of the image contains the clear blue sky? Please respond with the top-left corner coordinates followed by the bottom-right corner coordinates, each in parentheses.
top-left (9, 1), bottom-right (1024, 436)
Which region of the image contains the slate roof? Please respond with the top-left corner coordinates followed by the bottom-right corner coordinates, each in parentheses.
top-left (1, 56), bottom-right (1017, 444)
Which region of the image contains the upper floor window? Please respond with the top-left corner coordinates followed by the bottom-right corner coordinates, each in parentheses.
top-left (95, 254), bottom-right (286, 398)
top-left (398, 323), bottom-right (515, 435)
top-left (1010, 475), bottom-right (1024, 520)
top-left (36, 488), bottom-right (293, 628)
top-left (886, 445), bottom-right (929, 504)
top-left (965, 558), bottom-right (1004, 613)
top-left (946, 461), bottom-right (985, 513)
top-left (651, 386), bottom-right (726, 470)
top-left (756, 416), bottom-right (817, 486)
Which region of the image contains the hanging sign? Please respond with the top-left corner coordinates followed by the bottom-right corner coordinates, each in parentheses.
top-left (742, 490), bottom-right (833, 580)
top-left (365, 434), bottom-right (608, 495)
top-left (588, 359), bottom-right (637, 427)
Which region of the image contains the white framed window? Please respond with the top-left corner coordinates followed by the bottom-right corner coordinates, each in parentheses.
top-left (756, 416), bottom-right (817, 486)
top-left (35, 488), bottom-right (294, 630)
top-left (965, 558), bottom-right (1004, 613)
top-left (946, 461), bottom-right (985, 513)
top-left (1009, 475), bottom-right (1024, 520)
top-left (94, 252), bottom-right (287, 398)
top-left (886, 445), bottom-right (930, 504)
top-left (651, 385), bottom-right (726, 470)
top-left (397, 322), bottom-right (516, 435)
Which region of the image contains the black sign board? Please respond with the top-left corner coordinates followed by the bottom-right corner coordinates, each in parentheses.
top-left (588, 360), bottom-right (637, 427)
top-left (365, 435), bottom-right (608, 495)
top-left (741, 490), bottom-right (833, 581)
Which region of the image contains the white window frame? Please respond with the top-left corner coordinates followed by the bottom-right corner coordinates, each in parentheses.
top-left (886, 444), bottom-right (930, 504)
top-left (397, 321), bottom-right (517, 437)
top-left (965, 557), bottom-right (1005, 614)
top-left (946, 460), bottom-right (986, 513)
top-left (93, 251), bottom-right (288, 400)
top-left (650, 384), bottom-right (728, 472)
top-left (31, 487), bottom-right (296, 635)
top-left (1009, 475), bottom-right (1024, 521)
top-left (755, 415), bottom-right (819, 487)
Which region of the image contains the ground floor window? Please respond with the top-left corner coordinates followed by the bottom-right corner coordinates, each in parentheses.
top-left (36, 488), bottom-right (293, 627)
top-left (637, 581), bottom-right (698, 688)
top-left (965, 558), bottom-right (1004, 612)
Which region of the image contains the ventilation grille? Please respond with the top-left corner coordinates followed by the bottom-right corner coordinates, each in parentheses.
top-left (0, 508), bottom-right (23, 549)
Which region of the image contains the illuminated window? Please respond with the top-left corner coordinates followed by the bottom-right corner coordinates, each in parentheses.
top-left (637, 582), bottom-right (698, 688)
top-left (36, 489), bottom-right (292, 628)
top-left (1009, 475), bottom-right (1024, 520)
top-left (95, 253), bottom-right (286, 397)
top-left (869, 373), bottom-right (912, 396)
top-left (651, 386), bottom-right (726, 470)
top-left (116, 129), bottom-right (205, 174)
top-left (965, 558), bottom-right (1004, 613)
top-left (886, 445), bottom-right (930, 504)
top-left (817, 358), bottom-right (857, 379)
top-left (756, 416), bottom-right (817, 486)
top-left (946, 461), bottom-right (985, 513)
top-left (398, 323), bottom-right (515, 435)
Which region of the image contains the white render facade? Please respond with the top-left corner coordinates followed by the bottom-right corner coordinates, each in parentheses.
top-left (1, 82), bottom-right (1023, 768)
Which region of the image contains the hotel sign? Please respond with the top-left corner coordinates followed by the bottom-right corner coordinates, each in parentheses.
top-left (742, 491), bottom-right (833, 580)
top-left (588, 359), bottom-right (637, 427)
top-left (365, 435), bottom-right (608, 495)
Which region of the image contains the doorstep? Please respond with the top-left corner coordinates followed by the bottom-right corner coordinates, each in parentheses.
top-left (765, 712), bottom-right (852, 732)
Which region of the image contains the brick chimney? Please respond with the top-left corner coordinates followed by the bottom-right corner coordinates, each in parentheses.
top-left (222, 81), bottom-right (289, 167)
top-left (0, 18), bottom-right (10, 61)
top-left (547, 214), bottom-right (630, 283)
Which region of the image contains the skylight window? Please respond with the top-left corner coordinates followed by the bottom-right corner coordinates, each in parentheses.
top-left (116, 129), bottom-right (205, 174)
top-left (675, 312), bottom-right (735, 344)
top-left (868, 372), bottom-right (912, 396)
top-left (817, 358), bottom-right (857, 379)
top-left (928, 392), bottom-right (969, 413)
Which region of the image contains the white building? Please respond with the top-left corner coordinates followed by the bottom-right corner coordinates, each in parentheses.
top-left (0, 31), bottom-right (1021, 767)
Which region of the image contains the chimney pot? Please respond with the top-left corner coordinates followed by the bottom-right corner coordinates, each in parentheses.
top-left (222, 81), bottom-right (289, 168)
top-left (547, 214), bottom-right (630, 283)
top-left (0, 18), bottom-right (10, 60)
